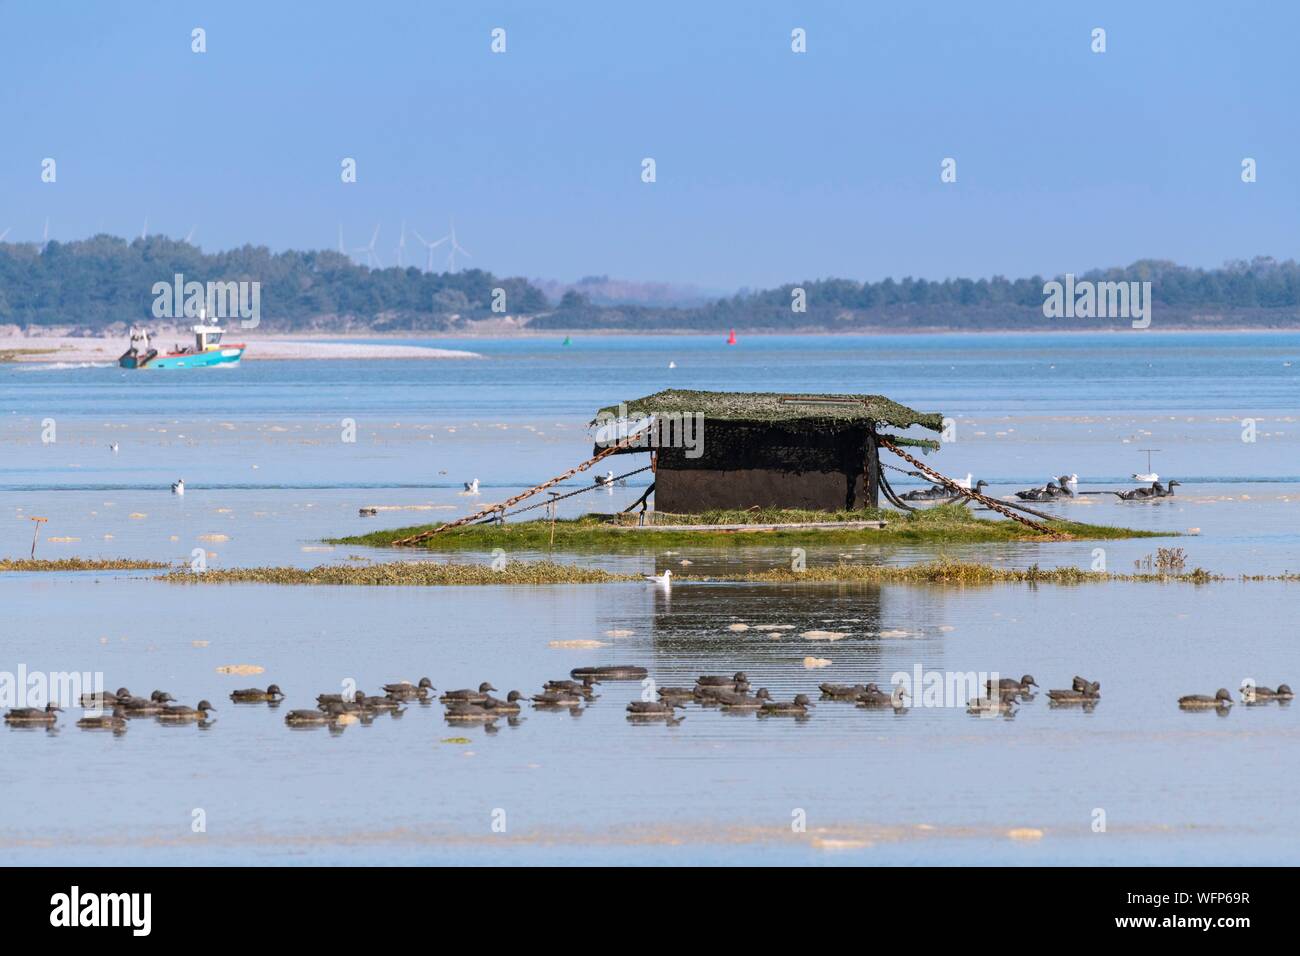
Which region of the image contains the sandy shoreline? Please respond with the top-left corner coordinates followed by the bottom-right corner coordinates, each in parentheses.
top-left (0, 334), bottom-right (482, 363)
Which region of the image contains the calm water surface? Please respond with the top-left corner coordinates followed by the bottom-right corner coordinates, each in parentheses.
top-left (1, 332), bottom-right (1297, 864)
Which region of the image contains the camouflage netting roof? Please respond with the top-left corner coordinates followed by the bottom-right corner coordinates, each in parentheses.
top-left (593, 389), bottom-right (944, 432)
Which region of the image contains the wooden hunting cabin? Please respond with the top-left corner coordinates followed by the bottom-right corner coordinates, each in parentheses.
top-left (592, 389), bottom-right (943, 513)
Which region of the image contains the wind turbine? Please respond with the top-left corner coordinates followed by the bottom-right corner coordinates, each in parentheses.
top-left (444, 218), bottom-right (471, 272)
top-left (140, 218), bottom-right (149, 241)
top-left (337, 224), bottom-right (347, 255)
top-left (396, 220), bottom-right (407, 268)
top-left (353, 224), bottom-right (382, 268)
top-left (0, 227), bottom-right (11, 242)
top-left (40, 218), bottom-right (50, 252)
top-left (184, 225), bottom-right (197, 244)
top-left (412, 228), bottom-right (448, 273)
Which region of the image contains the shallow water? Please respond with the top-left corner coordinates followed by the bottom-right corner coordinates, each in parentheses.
top-left (1, 332), bottom-right (1297, 864)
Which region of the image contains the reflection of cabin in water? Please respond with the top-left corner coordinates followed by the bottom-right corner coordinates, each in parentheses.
top-left (592, 389), bottom-right (943, 513)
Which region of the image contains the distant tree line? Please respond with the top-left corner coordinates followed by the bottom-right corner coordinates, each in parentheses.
top-left (0, 234), bottom-right (546, 329)
top-left (2, 237), bottom-right (1298, 331)
top-left (533, 257), bottom-right (1300, 330)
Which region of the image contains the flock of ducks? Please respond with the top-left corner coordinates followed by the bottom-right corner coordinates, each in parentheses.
top-left (5, 669), bottom-right (1289, 730)
top-left (899, 473), bottom-right (1182, 504)
top-left (1014, 474), bottom-right (1079, 501)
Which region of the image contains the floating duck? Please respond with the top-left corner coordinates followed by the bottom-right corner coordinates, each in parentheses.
top-left (440, 682), bottom-right (497, 704)
top-left (229, 684), bottom-right (284, 703)
top-left (383, 677), bottom-right (435, 700)
top-left (819, 682), bottom-right (878, 700)
top-left (987, 675), bottom-right (1038, 695)
top-left (595, 471), bottom-right (615, 486)
top-left (171, 479), bottom-right (185, 495)
top-left (482, 690), bottom-right (526, 714)
top-left (77, 708), bottom-right (128, 732)
top-left (1178, 688), bottom-right (1233, 710)
top-left (4, 702), bottom-right (63, 725)
top-left (462, 479), bottom-right (480, 494)
top-left (760, 694), bottom-right (814, 716)
top-left (444, 702), bottom-right (498, 722)
top-left (157, 700), bottom-right (217, 722)
top-left (626, 699), bottom-right (681, 717)
top-left (855, 686), bottom-right (910, 710)
top-left (967, 695), bottom-right (1017, 716)
top-left (717, 688), bottom-right (773, 710)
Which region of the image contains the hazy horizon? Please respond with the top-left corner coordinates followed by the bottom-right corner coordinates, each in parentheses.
top-left (4, 1), bottom-right (1296, 288)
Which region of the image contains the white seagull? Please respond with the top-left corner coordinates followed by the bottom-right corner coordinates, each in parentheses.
top-left (462, 479), bottom-right (480, 494)
top-left (171, 479), bottom-right (185, 495)
top-left (108, 442), bottom-right (119, 453)
top-left (595, 471), bottom-right (615, 486)
top-left (953, 473), bottom-right (976, 489)
top-left (643, 569), bottom-right (672, 587)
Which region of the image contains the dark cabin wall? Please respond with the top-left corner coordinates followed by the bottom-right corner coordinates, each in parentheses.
top-left (655, 466), bottom-right (871, 512)
top-left (652, 423), bottom-right (877, 512)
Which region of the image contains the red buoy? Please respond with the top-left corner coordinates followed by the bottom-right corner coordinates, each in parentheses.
top-left (726, 328), bottom-right (737, 345)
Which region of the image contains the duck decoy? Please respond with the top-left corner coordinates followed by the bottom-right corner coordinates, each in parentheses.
top-left (819, 681), bottom-right (879, 700)
top-left (856, 686), bottom-right (910, 710)
top-left (444, 702), bottom-right (499, 722)
top-left (626, 699), bottom-right (682, 717)
top-left (1179, 688), bottom-right (1233, 710)
top-left (986, 674), bottom-right (1037, 695)
top-left (570, 665), bottom-right (648, 682)
top-left (5, 702), bottom-right (63, 725)
top-left (544, 677), bottom-right (596, 695)
top-left (77, 708), bottom-right (128, 732)
top-left (482, 690), bottom-right (526, 714)
top-left (383, 677), bottom-right (435, 700)
top-left (286, 704), bottom-right (345, 726)
top-left (657, 686), bottom-right (697, 701)
top-left (1046, 686), bottom-right (1100, 704)
top-left (695, 682), bottom-right (751, 702)
top-left (1240, 681), bottom-right (1293, 704)
top-left (967, 695), bottom-right (1017, 716)
top-left (440, 682), bottom-right (497, 704)
top-left (718, 688), bottom-right (773, 710)
top-left (696, 671), bottom-right (748, 688)
top-left (759, 694), bottom-right (814, 716)
top-left (531, 690), bottom-right (584, 707)
top-left (157, 700), bottom-right (217, 722)
top-left (230, 684), bottom-right (284, 703)
top-left (358, 693), bottom-right (403, 712)
top-left (79, 687), bottom-right (131, 708)
top-left (120, 695), bottom-right (166, 716)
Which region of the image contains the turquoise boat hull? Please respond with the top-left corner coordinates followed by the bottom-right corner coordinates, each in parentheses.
top-left (120, 346), bottom-right (244, 369)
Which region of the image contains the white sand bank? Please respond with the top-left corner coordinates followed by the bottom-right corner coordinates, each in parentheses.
top-left (0, 334), bottom-right (482, 362)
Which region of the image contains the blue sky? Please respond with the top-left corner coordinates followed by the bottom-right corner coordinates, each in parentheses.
top-left (1, 0), bottom-right (1294, 289)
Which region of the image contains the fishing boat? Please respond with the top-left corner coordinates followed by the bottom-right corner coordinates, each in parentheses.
top-left (118, 314), bottom-right (245, 369)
